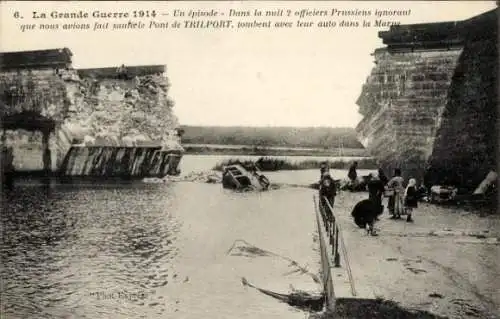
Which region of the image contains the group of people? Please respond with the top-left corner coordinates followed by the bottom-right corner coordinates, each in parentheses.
top-left (318, 162), bottom-right (420, 236)
top-left (366, 168), bottom-right (418, 222)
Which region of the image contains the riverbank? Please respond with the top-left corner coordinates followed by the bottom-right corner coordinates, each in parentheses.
top-left (169, 169), bottom-right (500, 318)
top-left (323, 190), bottom-right (500, 319)
top-left (179, 126), bottom-right (365, 150)
top-left (183, 144), bottom-right (368, 157)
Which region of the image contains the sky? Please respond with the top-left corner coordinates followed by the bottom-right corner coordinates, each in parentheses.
top-left (0, 1), bottom-right (497, 128)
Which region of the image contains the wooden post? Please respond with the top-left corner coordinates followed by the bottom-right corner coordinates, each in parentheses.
top-left (334, 227), bottom-right (341, 267)
top-left (42, 130), bottom-right (51, 175)
top-left (331, 220), bottom-right (336, 260)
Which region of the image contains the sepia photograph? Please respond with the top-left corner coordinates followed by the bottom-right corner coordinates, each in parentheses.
top-left (0, 1), bottom-right (498, 318)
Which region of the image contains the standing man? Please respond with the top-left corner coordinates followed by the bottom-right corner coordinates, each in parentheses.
top-left (319, 171), bottom-right (337, 228)
top-left (367, 173), bottom-right (385, 219)
top-left (348, 161), bottom-right (358, 189)
top-left (319, 162), bottom-right (329, 181)
top-left (377, 167), bottom-right (389, 214)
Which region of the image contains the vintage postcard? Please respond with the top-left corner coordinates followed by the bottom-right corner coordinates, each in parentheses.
top-left (0, 1), bottom-right (498, 318)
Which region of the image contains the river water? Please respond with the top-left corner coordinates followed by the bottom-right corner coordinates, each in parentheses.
top-left (179, 154), bottom-right (369, 173)
top-left (2, 155), bottom-right (370, 319)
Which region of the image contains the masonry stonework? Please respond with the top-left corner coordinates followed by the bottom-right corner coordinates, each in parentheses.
top-left (356, 9), bottom-right (497, 190)
top-left (1, 48), bottom-right (182, 176)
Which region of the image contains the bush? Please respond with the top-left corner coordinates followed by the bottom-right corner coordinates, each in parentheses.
top-left (212, 157), bottom-right (378, 172)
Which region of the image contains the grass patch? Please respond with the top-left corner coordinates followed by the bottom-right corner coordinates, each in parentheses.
top-left (309, 298), bottom-right (448, 319)
top-left (183, 145), bottom-right (368, 157)
top-left (212, 157), bottom-right (378, 172)
top-left (180, 126), bottom-right (365, 149)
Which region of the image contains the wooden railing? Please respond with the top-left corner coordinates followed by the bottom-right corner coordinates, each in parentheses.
top-left (313, 195), bottom-right (336, 313)
top-left (318, 196), bottom-right (341, 268)
top-left (313, 194), bottom-right (357, 311)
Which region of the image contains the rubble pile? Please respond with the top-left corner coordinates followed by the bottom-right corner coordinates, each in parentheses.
top-left (172, 170), bottom-right (222, 183)
top-left (0, 48), bottom-right (183, 176)
top-left (143, 170), bottom-right (223, 184)
top-left (63, 70), bottom-right (180, 148)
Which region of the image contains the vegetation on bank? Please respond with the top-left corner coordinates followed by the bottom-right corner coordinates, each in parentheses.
top-left (184, 145), bottom-right (367, 157)
top-left (212, 157), bottom-right (378, 172)
top-left (311, 298), bottom-right (448, 319)
top-left (180, 126), bottom-right (364, 149)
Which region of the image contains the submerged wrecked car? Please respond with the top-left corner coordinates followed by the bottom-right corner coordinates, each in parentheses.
top-left (222, 164), bottom-right (270, 191)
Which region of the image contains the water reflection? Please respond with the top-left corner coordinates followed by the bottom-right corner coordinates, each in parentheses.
top-left (2, 183), bottom-right (181, 319)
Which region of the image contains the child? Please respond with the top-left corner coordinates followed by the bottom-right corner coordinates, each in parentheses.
top-left (404, 178), bottom-right (418, 222)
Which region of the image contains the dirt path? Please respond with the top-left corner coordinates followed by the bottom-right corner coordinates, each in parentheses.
top-left (331, 191), bottom-right (500, 319)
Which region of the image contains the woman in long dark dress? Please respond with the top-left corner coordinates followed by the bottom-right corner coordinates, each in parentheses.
top-left (378, 168), bottom-right (388, 186)
top-left (367, 174), bottom-right (385, 218)
top-left (351, 199), bottom-right (380, 236)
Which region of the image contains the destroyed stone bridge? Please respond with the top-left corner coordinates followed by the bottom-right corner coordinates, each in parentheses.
top-left (356, 8), bottom-right (498, 193)
top-left (0, 48), bottom-right (183, 179)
